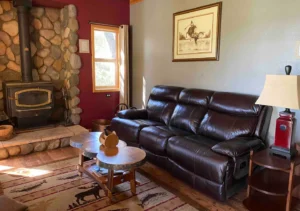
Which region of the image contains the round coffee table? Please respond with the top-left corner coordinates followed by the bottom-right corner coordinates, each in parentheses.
top-left (96, 146), bottom-right (146, 199)
top-left (70, 132), bottom-right (146, 201)
top-left (70, 132), bottom-right (127, 158)
top-left (70, 132), bottom-right (127, 184)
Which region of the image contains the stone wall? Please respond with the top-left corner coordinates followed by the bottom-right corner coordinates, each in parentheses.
top-left (60, 5), bottom-right (82, 124)
top-left (0, 125), bottom-right (88, 159)
top-left (0, 1), bottom-right (82, 124)
top-left (0, 137), bottom-right (70, 159)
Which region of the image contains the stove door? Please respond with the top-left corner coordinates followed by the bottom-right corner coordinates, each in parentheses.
top-left (15, 88), bottom-right (52, 108)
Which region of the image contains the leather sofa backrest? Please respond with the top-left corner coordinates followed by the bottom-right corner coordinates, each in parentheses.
top-left (198, 92), bottom-right (263, 141)
top-left (170, 89), bottom-right (214, 133)
top-left (146, 86), bottom-right (272, 143)
top-left (147, 85), bottom-right (184, 125)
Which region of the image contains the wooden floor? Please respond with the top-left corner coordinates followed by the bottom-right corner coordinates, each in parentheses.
top-left (0, 147), bottom-right (299, 211)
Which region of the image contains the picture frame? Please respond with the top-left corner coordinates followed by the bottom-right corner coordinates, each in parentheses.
top-left (173, 2), bottom-right (222, 62)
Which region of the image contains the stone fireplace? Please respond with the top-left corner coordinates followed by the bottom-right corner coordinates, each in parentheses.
top-left (0, 0), bottom-right (82, 128)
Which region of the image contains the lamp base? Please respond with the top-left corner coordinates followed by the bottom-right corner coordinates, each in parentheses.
top-left (270, 145), bottom-right (298, 159)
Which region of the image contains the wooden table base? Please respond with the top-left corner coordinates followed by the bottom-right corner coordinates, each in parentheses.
top-left (78, 152), bottom-right (84, 177)
top-left (77, 150), bottom-right (138, 201)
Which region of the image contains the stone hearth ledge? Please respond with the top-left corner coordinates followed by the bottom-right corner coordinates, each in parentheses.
top-left (0, 125), bottom-right (88, 148)
top-left (0, 125), bottom-right (88, 159)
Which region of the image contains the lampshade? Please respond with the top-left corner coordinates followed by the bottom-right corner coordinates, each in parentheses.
top-left (255, 75), bottom-right (300, 110)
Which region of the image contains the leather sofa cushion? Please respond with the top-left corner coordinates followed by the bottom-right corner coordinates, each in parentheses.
top-left (149, 85), bottom-right (184, 101)
top-left (198, 110), bottom-right (257, 141)
top-left (170, 89), bottom-right (214, 134)
top-left (178, 89), bottom-right (214, 106)
top-left (211, 137), bottom-right (264, 157)
top-left (184, 135), bottom-right (220, 147)
top-left (198, 92), bottom-right (263, 141)
top-left (167, 135), bottom-right (231, 183)
top-left (209, 92), bottom-right (261, 116)
top-left (147, 99), bottom-right (177, 125)
top-left (147, 86), bottom-right (183, 125)
top-left (110, 118), bottom-right (164, 144)
top-left (170, 104), bottom-right (208, 134)
top-left (156, 126), bottom-right (192, 136)
top-left (139, 126), bottom-right (191, 156)
top-left (117, 109), bottom-right (148, 119)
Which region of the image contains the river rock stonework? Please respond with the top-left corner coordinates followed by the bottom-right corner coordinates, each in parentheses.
top-left (0, 126), bottom-right (88, 159)
top-left (0, 2), bottom-right (82, 125)
top-left (60, 5), bottom-right (81, 124)
top-left (20, 144), bottom-right (34, 155)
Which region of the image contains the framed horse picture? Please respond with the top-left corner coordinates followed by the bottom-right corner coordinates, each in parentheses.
top-left (173, 2), bottom-right (222, 62)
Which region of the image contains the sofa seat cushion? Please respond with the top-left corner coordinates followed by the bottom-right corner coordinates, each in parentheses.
top-left (155, 126), bottom-right (192, 136)
top-left (167, 135), bottom-right (232, 183)
top-left (110, 117), bottom-right (164, 144)
top-left (139, 126), bottom-right (191, 156)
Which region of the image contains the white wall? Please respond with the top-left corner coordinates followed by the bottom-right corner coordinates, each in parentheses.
top-left (130, 0), bottom-right (300, 143)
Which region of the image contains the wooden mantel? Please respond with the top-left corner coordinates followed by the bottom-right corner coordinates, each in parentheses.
top-left (130, 0), bottom-right (143, 4)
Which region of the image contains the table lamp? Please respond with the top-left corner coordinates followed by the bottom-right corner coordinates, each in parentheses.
top-left (256, 66), bottom-right (300, 159)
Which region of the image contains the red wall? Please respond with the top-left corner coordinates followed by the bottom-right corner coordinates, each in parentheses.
top-left (30, 0), bottom-right (130, 129)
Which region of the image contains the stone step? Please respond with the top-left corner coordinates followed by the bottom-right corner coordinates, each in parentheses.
top-left (0, 125), bottom-right (88, 159)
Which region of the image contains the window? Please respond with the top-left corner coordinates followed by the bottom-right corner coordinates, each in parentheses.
top-left (91, 24), bottom-right (119, 92)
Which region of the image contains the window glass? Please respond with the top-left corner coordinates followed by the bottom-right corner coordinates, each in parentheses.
top-left (94, 31), bottom-right (116, 59)
top-left (95, 62), bottom-right (116, 87)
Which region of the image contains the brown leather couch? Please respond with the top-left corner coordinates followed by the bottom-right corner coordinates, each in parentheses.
top-left (111, 85), bottom-right (272, 201)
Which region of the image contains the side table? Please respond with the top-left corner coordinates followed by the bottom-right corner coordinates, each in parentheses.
top-left (243, 149), bottom-right (300, 211)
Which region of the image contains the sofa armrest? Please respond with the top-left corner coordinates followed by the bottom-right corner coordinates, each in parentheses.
top-left (117, 109), bottom-right (148, 119)
top-left (211, 137), bottom-right (264, 158)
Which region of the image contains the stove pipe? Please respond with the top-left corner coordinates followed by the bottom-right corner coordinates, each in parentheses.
top-left (13, 0), bottom-right (33, 82)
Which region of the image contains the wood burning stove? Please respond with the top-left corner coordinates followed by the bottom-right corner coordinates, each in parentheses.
top-left (3, 82), bottom-right (54, 128)
top-left (3, 0), bottom-right (54, 128)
